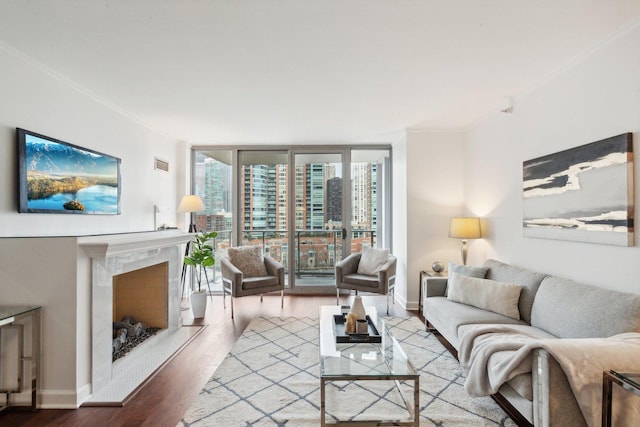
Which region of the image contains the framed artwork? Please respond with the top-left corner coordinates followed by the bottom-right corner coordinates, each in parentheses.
top-left (523, 133), bottom-right (633, 246)
top-left (17, 128), bottom-right (122, 215)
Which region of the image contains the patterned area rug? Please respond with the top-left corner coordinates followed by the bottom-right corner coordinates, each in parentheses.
top-left (178, 316), bottom-right (516, 426)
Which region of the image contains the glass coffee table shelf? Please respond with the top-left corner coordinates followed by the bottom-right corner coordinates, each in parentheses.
top-left (319, 305), bottom-right (419, 426)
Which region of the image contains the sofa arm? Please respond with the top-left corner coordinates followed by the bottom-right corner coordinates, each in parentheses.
top-left (532, 349), bottom-right (586, 427)
top-left (424, 277), bottom-right (448, 297)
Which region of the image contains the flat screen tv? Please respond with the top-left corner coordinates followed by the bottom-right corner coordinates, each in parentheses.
top-left (17, 128), bottom-right (121, 214)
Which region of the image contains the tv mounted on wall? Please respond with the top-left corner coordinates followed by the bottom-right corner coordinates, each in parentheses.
top-left (17, 128), bottom-right (121, 214)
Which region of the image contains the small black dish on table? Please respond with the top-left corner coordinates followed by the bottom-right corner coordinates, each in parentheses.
top-left (333, 314), bottom-right (382, 343)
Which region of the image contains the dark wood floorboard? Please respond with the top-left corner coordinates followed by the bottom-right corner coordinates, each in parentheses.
top-left (1, 294), bottom-right (418, 427)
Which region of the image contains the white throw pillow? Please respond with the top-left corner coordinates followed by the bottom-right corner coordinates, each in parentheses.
top-left (357, 246), bottom-right (390, 275)
top-left (447, 272), bottom-right (523, 320)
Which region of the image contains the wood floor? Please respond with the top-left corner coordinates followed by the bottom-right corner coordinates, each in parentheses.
top-left (1, 294), bottom-right (418, 427)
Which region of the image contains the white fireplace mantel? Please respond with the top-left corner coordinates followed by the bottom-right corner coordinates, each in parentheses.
top-left (78, 230), bottom-right (192, 264)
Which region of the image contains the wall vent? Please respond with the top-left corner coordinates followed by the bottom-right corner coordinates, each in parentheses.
top-left (154, 157), bottom-right (169, 172)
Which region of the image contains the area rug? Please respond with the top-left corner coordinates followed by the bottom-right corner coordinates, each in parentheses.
top-left (177, 316), bottom-right (516, 426)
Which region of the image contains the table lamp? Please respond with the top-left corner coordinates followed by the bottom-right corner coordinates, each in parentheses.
top-left (449, 217), bottom-right (481, 265)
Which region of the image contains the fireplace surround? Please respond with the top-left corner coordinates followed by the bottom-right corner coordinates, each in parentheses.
top-left (0, 230), bottom-right (193, 408)
top-left (79, 230), bottom-right (191, 403)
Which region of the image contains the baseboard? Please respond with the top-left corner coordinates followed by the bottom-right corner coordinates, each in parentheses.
top-left (38, 389), bottom-right (83, 409)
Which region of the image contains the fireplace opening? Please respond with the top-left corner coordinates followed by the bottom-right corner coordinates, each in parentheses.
top-left (112, 262), bottom-right (168, 362)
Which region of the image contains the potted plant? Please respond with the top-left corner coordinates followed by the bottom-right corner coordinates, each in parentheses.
top-left (183, 230), bottom-right (218, 318)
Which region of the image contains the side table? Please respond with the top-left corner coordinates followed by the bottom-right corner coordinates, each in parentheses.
top-left (602, 370), bottom-right (640, 426)
top-left (0, 306), bottom-right (41, 412)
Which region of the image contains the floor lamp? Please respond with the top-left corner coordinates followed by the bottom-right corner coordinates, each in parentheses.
top-left (178, 195), bottom-right (206, 297)
top-left (449, 217), bottom-right (481, 265)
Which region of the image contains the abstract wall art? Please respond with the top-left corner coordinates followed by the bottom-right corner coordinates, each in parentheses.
top-left (523, 133), bottom-right (633, 246)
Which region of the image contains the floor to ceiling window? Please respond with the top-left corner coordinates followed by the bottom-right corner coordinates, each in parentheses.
top-left (191, 146), bottom-right (391, 294)
top-left (192, 149), bottom-right (233, 292)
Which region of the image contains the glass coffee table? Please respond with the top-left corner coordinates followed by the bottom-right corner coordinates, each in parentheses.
top-left (319, 305), bottom-right (419, 426)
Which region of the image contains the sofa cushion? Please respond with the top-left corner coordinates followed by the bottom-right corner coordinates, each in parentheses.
top-left (448, 262), bottom-right (488, 279)
top-left (357, 246), bottom-right (389, 275)
top-left (531, 276), bottom-right (640, 338)
top-left (483, 259), bottom-right (547, 324)
top-left (425, 297), bottom-right (526, 349)
top-left (448, 272), bottom-right (523, 320)
top-left (228, 246), bottom-right (268, 278)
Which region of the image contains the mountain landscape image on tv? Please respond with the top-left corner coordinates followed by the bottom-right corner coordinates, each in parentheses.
top-left (18, 129), bottom-right (121, 214)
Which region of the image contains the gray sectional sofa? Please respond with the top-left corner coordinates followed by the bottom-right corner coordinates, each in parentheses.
top-left (422, 259), bottom-right (640, 426)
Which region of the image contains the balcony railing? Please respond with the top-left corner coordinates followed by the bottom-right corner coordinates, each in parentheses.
top-left (241, 228), bottom-right (376, 277)
top-left (190, 228), bottom-right (376, 293)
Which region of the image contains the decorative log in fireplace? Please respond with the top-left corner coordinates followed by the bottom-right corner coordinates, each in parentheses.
top-left (112, 315), bottom-right (160, 362)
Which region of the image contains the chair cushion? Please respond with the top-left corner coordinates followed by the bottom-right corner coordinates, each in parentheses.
top-left (242, 276), bottom-right (279, 290)
top-left (228, 246), bottom-right (268, 278)
top-left (357, 246), bottom-right (389, 275)
top-left (344, 273), bottom-right (380, 288)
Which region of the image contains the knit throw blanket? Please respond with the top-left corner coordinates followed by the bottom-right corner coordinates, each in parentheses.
top-left (458, 324), bottom-right (640, 427)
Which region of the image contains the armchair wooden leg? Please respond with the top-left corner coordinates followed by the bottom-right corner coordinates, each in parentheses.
top-left (230, 296), bottom-right (234, 319)
top-left (281, 289), bottom-right (284, 308)
top-left (260, 294), bottom-right (263, 303)
top-left (336, 288), bottom-right (339, 305)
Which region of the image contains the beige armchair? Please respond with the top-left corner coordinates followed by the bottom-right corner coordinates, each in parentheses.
top-left (335, 250), bottom-right (397, 314)
top-left (221, 246), bottom-right (285, 319)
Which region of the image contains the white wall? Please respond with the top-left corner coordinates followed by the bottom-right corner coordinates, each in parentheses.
top-left (0, 44), bottom-right (182, 407)
top-left (391, 136), bottom-right (408, 306)
top-left (0, 46), bottom-right (180, 237)
top-left (465, 23), bottom-right (640, 294)
top-left (403, 131), bottom-right (465, 309)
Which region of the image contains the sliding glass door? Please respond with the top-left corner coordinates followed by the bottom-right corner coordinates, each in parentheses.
top-left (192, 145), bottom-right (391, 294)
top-left (290, 150), bottom-right (349, 291)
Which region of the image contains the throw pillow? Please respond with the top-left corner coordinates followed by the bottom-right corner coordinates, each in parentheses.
top-left (447, 271), bottom-right (523, 320)
top-left (448, 262), bottom-right (488, 279)
top-left (357, 246), bottom-right (390, 275)
top-left (227, 246), bottom-right (268, 278)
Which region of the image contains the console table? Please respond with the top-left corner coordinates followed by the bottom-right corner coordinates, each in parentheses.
top-left (0, 306), bottom-right (41, 412)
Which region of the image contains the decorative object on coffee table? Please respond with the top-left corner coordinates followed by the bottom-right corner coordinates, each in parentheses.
top-left (350, 295), bottom-right (366, 319)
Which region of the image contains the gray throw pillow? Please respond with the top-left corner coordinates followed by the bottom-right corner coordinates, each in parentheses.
top-left (228, 246), bottom-right (268, 277)
top-left (448, 262), bottom-right (488, 279)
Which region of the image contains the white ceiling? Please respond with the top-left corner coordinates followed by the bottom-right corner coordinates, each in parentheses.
top-left (2, 1), bottom-right (640, 144)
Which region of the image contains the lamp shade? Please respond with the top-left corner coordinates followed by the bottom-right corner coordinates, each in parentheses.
top-left (449, 217), bottom-right (481, 239)
top-left (177, 195), bottom-right (205, 213)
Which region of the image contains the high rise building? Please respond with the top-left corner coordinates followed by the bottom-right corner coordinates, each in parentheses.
top-left (326, 177), bottom-right (342, 224)
top-left (203, 157), bottom-right (231, 216)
